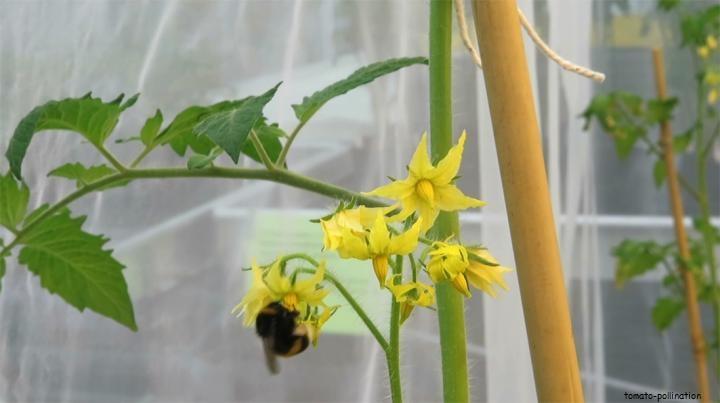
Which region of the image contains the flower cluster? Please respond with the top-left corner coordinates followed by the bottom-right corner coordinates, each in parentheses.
top-left (232, 259), bottom-right (336, 346)
top-left (234, 131), bottom-right (511, 347)
top-left (697, 35), bottom-right (720, 105)
top-left (320, 131), bottom-right (510, 322)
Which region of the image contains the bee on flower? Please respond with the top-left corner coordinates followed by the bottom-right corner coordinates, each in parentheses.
top-left (364, 131), bottom-right (485, 233)
top-left (232, 258), bottom-right (336, 373)
top-left (426, 241), bottom-right (511, 298)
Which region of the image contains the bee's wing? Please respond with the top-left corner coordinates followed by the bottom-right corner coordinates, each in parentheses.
top-left (262, 337), bottom-right (280, 375)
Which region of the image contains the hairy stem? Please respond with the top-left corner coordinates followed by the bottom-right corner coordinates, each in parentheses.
top-left (430, 1), bottom-right (469, 402)
top-left (294, 263), bottom-right (389, 352)
top-left (388, 255), bottom-right (403, 403)
top-left (695, 74), bottom-right (720, 376)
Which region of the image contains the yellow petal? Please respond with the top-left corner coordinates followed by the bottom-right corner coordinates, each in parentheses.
top-left (337, 227), bottom-right (371, 260)
top-left (466, 249), bottom-right (512, 297)
top-left (408, 132), bottom-right (434, 177)
top-left (414, 283), bottom-right (436, 307)
top-left (416, 201), bottom-right (440, 233)
top-left (399, 302), bottom-right (415, 324)
top-left (386, 197), bottom-right (418, 223)
top-left (434, 184), bottom-right (486, 212)
top-left (320, 218), bottom-right (342, 250)
top-left (264, 260), bottom-right (291, 297)
top-left (364, 178), bottom-right (415, 201)
top-left (428, 131), bottom-right (467, 185)
top-left (372, 255), bottom-right (390, 286)
top-left (451, 273), bottom-right (472, 297)
top-left (385, 276), bottom-right (415, 302)
top-left (294, 261), bottom-right (326, 296)
top-left (368, 213), bottom-right (391, 255)
top-left (388, 218), bottom-right (422, 255)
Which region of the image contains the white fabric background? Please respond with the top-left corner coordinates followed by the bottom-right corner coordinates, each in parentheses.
top-left (0, 0), bottom-right (716, 402)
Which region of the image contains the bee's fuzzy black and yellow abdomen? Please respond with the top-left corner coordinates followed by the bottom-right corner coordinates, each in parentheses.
top-left (256, 302), bottom-right (310, 371)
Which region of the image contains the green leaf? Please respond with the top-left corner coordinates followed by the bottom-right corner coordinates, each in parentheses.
top-left (292, 57), bottom-right (428, 124)
top-left (157, 100), bottom-right (248, 156)
top-left (646, 98), bottom-right (678, 124)
top-left (140, 109), bottom-right (163, 146)
top-left (0, 172), bottom-right (30, 231)
top-left (6, 94), bottom-right (132, 179)
top-left (18, 211), bottom-right (136, 330)
top-left (653, 159), bottom-right (667, 188)
top-left (613, 239), bottom-right (672, 287)
top-left (672, 129), bottom-right (693, 153)
top-left (23, 204), bottom-right (50, 227)
top-left (242, 121), bottom-right (285, 164)
top-left (48, 163), bottom-right (120, 189)
top-left (680, 6), bottom-right (720, 46)
top-left (187, 147), bottom-right (223, 170)
top-left (657, 0), bottom-right (680, 11)
top-left (652, 297), bottom-right (685, 331)
top-left (195, 83), bottom-right (281, 163)
top-left (119, 93), bottom-right (140, 111)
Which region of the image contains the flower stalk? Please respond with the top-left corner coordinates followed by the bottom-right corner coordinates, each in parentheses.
top-left (388, 256), bottom-right (403, 403)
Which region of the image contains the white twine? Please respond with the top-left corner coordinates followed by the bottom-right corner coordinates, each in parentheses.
top-left (453, 0), bottom-right (607, 83)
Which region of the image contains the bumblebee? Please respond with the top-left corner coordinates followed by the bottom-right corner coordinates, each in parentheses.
top-left (255, 302), bottom-right (309, 374)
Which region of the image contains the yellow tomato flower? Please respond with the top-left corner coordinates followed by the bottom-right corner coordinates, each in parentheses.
top-left (709, 89), bottom-right (719, 105)
top-left (232, 259), bottom-right (330, 326)
top-left (321, 206), bottom-right (391, 251)
top-left (465, 248), bottom-right (512, 297)
top-left (232, 260), bottom-right (274, 326)
top-left (426, 242), bottom-right (511, 298)
top-left (385, 275), bottom-right (436, 323)
top-left (337, 213), bottom-right (422, 286)
top-left (427, 242), bottom-right (472, 296)
top-left (698, 46), bottom-right (710, 59)
top-left (365, 131), bottom-right (485, 232)
top-left (707, 35), bottom-right (718, 50)
top-left (303, 305), bottom-right (338, 346)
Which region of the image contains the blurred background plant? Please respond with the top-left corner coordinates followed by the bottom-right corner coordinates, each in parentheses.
top-left (582, 0), bottom-right (720, 389)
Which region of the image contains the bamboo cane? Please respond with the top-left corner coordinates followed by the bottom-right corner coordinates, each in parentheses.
top-left (470, 1), bottom-right (584, 401)
top-left (652, 47), bottom-right (711, 402)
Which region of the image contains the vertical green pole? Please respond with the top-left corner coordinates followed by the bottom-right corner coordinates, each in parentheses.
top-left (429, 1), bottom-right (470, 402)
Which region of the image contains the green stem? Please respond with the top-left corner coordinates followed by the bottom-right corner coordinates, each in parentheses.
top-left (678, 173), bottom-right (701, 202)
top-left (130, 146), bottom-right (154, 168)
top-left (294, 263), bottom-right (389, 352)
top-left (249, 130), bottom-right (276, 170)
top-left (429, 1), bottom-right (469, 402)
top-left (276, 120), bottom-right (308, 166)
top-left (97, 145), bottom-right (127, 172)
top-left (388, 255), bottom-right (403, 403)
top-left (694, 73), bottom-right (720, 376)
top-left (1, 167), bottom-right (384, 257)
